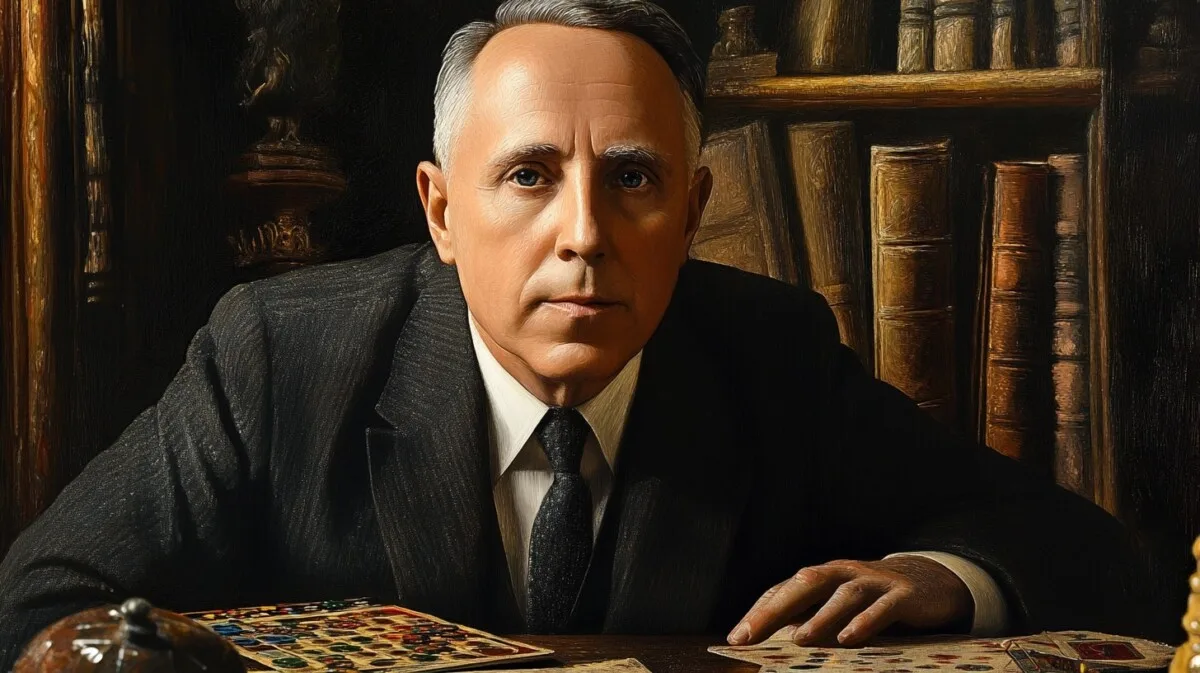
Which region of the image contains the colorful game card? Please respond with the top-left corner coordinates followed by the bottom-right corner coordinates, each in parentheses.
top-left (186, 598), bottom-right (552, 673)
top-left (709, 631), bottom-right (1174, 673)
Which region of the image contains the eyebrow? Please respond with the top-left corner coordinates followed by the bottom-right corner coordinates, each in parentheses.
top-left (484, 142), bottom-right (672, 177)
top-left (486, 143), bottom-right (562, 175)
top-left (600, 144), bottom-right (671, 177)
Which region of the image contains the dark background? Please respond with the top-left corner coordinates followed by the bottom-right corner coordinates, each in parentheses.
top-left (2, 0), bottom-right (1198, 640)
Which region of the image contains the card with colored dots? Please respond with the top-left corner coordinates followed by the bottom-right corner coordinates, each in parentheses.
top-left (186, 599), bottom-right (552, 673)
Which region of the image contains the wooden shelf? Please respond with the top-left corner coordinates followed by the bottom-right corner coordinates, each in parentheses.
top-left (706, 68), bottom-right (1102, 111)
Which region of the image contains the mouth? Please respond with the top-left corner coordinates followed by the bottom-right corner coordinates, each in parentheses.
top-left (542, 295), bottom-right (623, 317)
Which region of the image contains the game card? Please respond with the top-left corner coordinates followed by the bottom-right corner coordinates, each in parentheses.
top-left (459, 658), bottom-right (650, 672)
top-left (710, 634), bottom-right (1017, 672)
top-left (186, 598), bottom-right (552, 673)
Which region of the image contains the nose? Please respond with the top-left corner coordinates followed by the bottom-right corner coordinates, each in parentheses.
top-left (554, 170), bottom-right (607, 264)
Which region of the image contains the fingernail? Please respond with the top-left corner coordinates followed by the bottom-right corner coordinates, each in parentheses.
top-left (838, 627), bottom-right (855, 643)
top-left (792, 626), bottom-right (810, 642)
top-left (728, 622), bottom-right (751, 645)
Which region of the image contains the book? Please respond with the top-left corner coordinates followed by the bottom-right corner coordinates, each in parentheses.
top-left (898, 0), bottom-right (934, 73)
top-left (708, 5), bottom-right (778, 84)
top-left (933, 0), bottom-right (981, 71)
top-left (1054, 0), bottom-right (1083, 67)
top-left (979, 161), bottom-right (1055, 466)
top-left (693, 121), bottom-right (799, 284)
top-left (786, 122), bottom-right (872, 369)
top-left (1048, 153), bottom-right (1090, 495)
top-left (990, 0), bottom-right (1018, 69)
top-left (780, 0), bottom-right (872, 74)
top-left (186, 597), bottom-right (553, 672)
top-left (870, 140), bottom-right (957, 427)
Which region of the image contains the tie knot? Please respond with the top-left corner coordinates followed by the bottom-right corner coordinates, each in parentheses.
top-left (536, 407), bottom-right (589, 473)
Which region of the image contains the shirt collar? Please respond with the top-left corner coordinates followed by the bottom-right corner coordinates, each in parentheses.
top-left (467, 312), bottom-right (641, 481)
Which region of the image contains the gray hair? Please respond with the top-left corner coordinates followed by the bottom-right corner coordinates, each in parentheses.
top-left (431, 0), bottom-right (705, 173)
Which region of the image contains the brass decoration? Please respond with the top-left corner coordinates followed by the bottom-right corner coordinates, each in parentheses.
top-left (81, 0), bottom-right (114, 302)
top-left (14, 597), bottom-right (246, 673)
top-left (229, 0), bottom-right (345, 274)
top-left (1171, 537), bottom-right (1200, 673)
top-left (708, 6), bottom-right (777, 84)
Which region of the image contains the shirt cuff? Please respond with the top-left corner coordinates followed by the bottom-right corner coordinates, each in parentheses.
top-left (885, 551), bottom-right (1008, 636)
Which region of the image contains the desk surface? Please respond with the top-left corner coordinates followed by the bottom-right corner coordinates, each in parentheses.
top-left (510, 635), bottom-right (757, 672)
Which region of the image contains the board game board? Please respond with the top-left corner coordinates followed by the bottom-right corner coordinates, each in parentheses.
top-left (708, 631), bottom-right (1174, 673)
top-left (185, 598), bottom-right (552, 673)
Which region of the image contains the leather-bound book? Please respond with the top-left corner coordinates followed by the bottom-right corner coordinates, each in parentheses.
top-left (934, 0), bottom-right (981, 71)
top-left (979, 161), bottom-right (1055, 467)
top-left (692, 121), bottom-right (799, 284)
top-left (786, 122), bottom-right (872, 369)
top-left (780, 0), bottom-right (872, 74)
top-left (1048, 154), bottom-right (1090, 495)
top-left (1054, 0), bottom-right (1083, 66)
top-left (870, 141), bottom-right (956, 426)
top-left (898, 0), bottom-right (934, 73)
top-left (990, 0), bottom-right (1018, 69)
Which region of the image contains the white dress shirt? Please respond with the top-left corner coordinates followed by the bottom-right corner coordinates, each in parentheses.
top-left (467, 313), bottom-right (1007, 635)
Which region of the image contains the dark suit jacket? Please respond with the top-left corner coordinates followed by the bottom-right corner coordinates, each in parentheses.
top-left (0, 242), bottom-right (1157, 668)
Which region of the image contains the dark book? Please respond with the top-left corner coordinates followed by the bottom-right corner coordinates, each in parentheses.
top-left (693, 122), bottom-right (799, 284)
top-left (1048, 153), bottom-right (1090, 496)
top-left (1054, 0), bottom-right (1083, 66)
top-left (786, 122), bottom-right (872, 369)
top-left (978, 161), bottom-right (1055, 468)
top-left (934, 0), bottom-right (982, 71)
top-left (870, 140), bottom-right (956, 427)
top-left (780, 0), bottom-right (872, 74)
top-left (898, 0), bottom-right (934, 73)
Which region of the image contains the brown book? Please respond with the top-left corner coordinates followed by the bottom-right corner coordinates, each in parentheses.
top-left (780, 0), bottom-right (872, 74)
top-left (934, 0), bottom-right (981, 71)
top-left (990, 0), bottom-right (1018, 69)
top-left (898, 0), bottom-right (934, 73)
top-left (870, 141), bottom-right (956, 426)
top-left (692, 121), bottom-right (799, 284)
top-left (1054, 0), bottom-right (1082, 66)
top-left (979, 161), bottom-right (1055, 467)
top-left (1049, 154), bottom-right (1090, 495)
top-left (786, 122), bottom-right (872, 369)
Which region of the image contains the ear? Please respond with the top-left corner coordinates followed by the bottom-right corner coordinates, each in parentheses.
top-left (683, 165), bottom-right (713, 254)
top-left (417, 160), bottom-right (454, 265)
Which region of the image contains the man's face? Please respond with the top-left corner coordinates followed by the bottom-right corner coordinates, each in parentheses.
top-left (418, 23), bottom-right (711, 401)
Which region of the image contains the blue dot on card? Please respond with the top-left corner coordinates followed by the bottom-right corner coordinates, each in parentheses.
top-left (261, 635), bottom-right (297, 644)
top-left (232, 637), bottom-right (257, 646)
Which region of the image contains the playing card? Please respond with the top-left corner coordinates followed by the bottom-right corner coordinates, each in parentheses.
top-left (460, 658), bottom-right (650, 672)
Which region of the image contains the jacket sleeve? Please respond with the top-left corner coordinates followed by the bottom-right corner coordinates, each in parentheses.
top-left (0, 283), bottom-right (271, 669)
top-left (807, 291), bottom-right (1169, 641)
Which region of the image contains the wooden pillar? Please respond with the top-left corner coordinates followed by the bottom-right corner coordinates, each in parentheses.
top-left (1, 0), bottom-right (72, 551)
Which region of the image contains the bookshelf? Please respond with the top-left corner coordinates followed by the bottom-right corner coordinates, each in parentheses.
top-left (693, 1), bottom-right (1160, 516)
top-left (707, 68), bottom-right (1104, 110)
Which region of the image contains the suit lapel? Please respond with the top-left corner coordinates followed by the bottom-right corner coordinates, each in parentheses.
top-left (594, 298), bottom-right (754, 632)
top-left (365, 257), bottom-right (521, 630)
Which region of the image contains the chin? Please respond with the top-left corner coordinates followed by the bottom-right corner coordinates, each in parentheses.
top-left (529, 340), bottom-right (633, 384)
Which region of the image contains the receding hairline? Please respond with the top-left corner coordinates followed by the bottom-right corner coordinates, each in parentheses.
top-left (441, 22), bottom-right (700, 173)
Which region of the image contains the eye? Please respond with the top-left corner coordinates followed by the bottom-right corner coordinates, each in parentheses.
top-left (511, 168), bottom-right (542, 187)
top-left (617, 170), bottom-right (647, 189)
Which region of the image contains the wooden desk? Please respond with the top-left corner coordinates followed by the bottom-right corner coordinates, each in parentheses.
top-left (508, 635), bottom-right (757, 672)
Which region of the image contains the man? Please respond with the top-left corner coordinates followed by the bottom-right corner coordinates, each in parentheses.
top-left (0, 0), bottom-right (1155, 666)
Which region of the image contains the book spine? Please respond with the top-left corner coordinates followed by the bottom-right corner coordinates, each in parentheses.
top-left (990, 0), bottom-right (1017, 69)
top-left (983, 161), bottom-right (1055, 466)
top-left (781, 0), bottom-right (872, 74)
top-left (898, 0), bottom-right (934, 73)
top-left (1054, 0), bottom-right (1082, 66)
top-left (1048, 153), bottom-right (1090, 495)
top-left (870, 141), bottom-right (956, 426)
top-left (934, 0), bottom-right (981, 71)
top-left (787, 122), bottom-right (873, 370)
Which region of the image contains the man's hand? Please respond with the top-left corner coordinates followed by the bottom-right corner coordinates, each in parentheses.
top-left (726, 557), bottom-right (974, 647)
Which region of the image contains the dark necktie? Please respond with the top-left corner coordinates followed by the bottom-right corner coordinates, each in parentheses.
top-left (526, 407), bottom-right (593, 633)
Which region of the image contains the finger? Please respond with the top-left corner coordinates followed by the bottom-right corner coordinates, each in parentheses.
top-left (727, 581), bottom-right (787, 645)
top-left (731, 566), bottom-right (853, 645)
top-left (838, 591), bottom-right (907, 646)
top-left (791, 579), bottom-right (883, 645)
